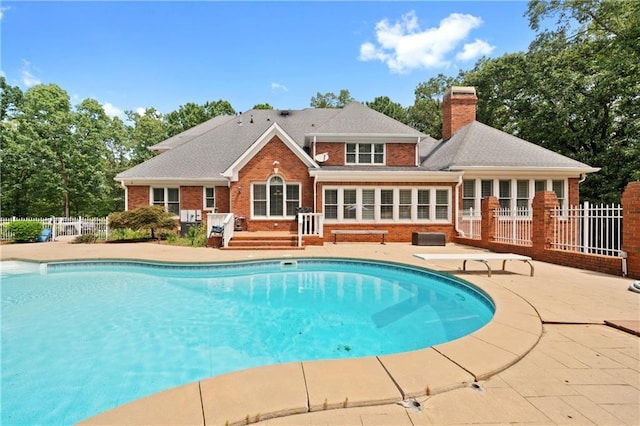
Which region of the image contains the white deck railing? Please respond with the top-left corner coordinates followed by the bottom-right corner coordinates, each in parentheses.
top-left (458, 208), bottom-right (481, 240)
top-left (493, 207), bottom-right (532, 246)
top-left (206, 213), bottom-right (234, 248)
top-left (0, 216), bottom-right (109, 241)
top-left (297, 213), bottom-right (323, 247)
top-left (551, 202), bottom-right (622, 257)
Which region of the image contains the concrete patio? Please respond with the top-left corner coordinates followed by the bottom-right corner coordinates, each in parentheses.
top-left (1, 239), bottom-right (638, 425)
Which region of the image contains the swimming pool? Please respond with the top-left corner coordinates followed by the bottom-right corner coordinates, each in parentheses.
top-left (1, 258), bottom-right (494, 425)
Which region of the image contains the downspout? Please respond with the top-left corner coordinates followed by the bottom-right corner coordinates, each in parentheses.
top-left (454, 175), bottom-right (464, 237)
top-left (312, 136), bottom-right (317, 160)
top-left (121, 181), bottom-right (128, 211)
top-left (416, 136), bottom-right (420, 166)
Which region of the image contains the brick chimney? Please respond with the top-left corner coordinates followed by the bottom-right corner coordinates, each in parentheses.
top-left (442, 86), bottom-right (477, 140)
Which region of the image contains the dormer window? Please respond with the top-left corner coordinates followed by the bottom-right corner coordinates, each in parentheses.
top-left (346, 143), bottom-right (385, 165)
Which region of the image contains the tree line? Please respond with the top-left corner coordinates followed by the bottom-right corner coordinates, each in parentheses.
top-left (1, 0), bottom-right (637, 217)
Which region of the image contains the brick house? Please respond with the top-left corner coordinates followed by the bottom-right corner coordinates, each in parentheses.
top-left (115, 87), bottom-right (598, 245)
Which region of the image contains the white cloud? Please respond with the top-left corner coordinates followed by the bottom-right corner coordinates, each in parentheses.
top-left (456, 39), bottom-right (495, 61)
top-left (271, 82), bottom-right (288, 92)
top-left (102, 102), bottom-right (124, 118)
top-left (21, 60), bottom-right (41, 87)
top-left (0, 6), bottom-right (11, 21)
top-left (135, 107), bottom-right (146, 116)
top-left (359, 11), bottom-right (493, 73)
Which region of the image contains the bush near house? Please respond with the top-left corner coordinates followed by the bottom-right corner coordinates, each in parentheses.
top-left (108, 206), bottom-right (177, 240)
top-left (6, 221), bottom-right (43, 243)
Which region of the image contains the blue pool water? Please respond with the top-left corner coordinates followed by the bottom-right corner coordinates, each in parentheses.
top-left (1, 258), bottom-right (494, 425)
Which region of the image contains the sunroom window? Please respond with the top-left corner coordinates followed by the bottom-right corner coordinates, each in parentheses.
top-left (322, 187), bottom-right (450, 222)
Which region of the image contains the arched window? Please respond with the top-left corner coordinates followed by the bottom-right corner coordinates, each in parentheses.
top-left (252, 176), bottom-right (300, 218)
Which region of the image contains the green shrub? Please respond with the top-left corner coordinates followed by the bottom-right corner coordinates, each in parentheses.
top-left (71, 233), bottom-right (98, 244)
top-left (6, 221), bottom-right (43, 243)
top-left (109, 206), bottom-right (176, 239)
top-left (185, 224), bottom-right (207, 247)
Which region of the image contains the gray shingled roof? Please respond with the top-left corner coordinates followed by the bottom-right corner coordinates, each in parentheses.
top-left (421, 121), bottom-right (595, 171)
top-left (310, 102), bottom-right (425, 136)
top-left (116, 103), bottom-right (423, 181)
top-left (149, 114), bottom-right (235, 152)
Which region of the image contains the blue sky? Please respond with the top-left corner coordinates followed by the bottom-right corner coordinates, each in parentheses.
top-left (1, 1), bottom-right (537, 118)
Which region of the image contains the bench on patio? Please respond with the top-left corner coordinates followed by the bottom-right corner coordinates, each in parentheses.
top-left (331, 229), bottom-right (388, 244)
top-left (413, 253), bottom-right (534, 277)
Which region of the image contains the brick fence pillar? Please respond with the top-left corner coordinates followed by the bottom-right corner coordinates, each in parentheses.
top-left (481, 196), bottom-right (500, 247)
top-left (621, 181), bottom-right (640, 279)
top-left (532, 191), bottom-right (559, 252)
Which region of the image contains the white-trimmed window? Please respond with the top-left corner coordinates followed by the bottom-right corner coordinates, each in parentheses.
top-left (152, 187), bottom-right (179, 215)
top-left (462, 178), bottom-right (568, 214)
top-left (343, 189), bottom-right (357, 220)
top-left (499, 180), bottom-right (511, 210)
top-left (552, 180), bottom-right (565, 210)
top-left (417, 189), bottom-right (430, 219)
top-left (435, 189), bottom-right (449, 219)
top-left (380, 189), bottom-right (394, 220)
top-left (204, 187), bottom-right (216, 210)
top-left (399, 189), bottom-right (412, 219)
top-left (516, 180), bottom-right (530, 211)
top-left (252, 176), bottom-right (300, 218)
top-left (345, 143), bottom-right (385, 164)
top-left (322, 187), bottom-right (450, 222)
top-left (324, 189), bottom-right (338, 219)
top-left (462, 180), bottom-right (475, 212)
top-left (362, 189), bottom-right (375, 220)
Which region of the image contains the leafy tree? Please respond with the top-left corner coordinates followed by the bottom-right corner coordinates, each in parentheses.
top-left (407, 74), bottom-right (460, 139)
top-left (164, 100), bottom-right (235, 138)
top-left (71, 99), bottom-right (111, 215)
top-left (365, 96), bottom-right (409, 124)
top-left (252, 103), bottom-right (274, 110)
top-left (108, 205), bottom-right (176, 239)
top-left (0, 76), bottom-right (23, 121)
top-left (523, 0), bottom-right (639, 203)
top-left (16, 84), bottom-right (76, 216)
top-left (310, 89), bottom-right (355, 108)
top-left (125, 108), bottom-right (166, 164)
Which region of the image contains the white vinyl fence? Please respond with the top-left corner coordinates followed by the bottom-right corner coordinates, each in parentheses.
top-left (493, 207), bottom-right (532, 246)
top-left (0, 217), bottom-right (109, 241)
top-left (551, 202), bottom-right (623, 257)
top-left (458, 208), bottom-right (481, 240)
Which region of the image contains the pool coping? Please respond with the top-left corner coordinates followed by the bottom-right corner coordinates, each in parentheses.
top-left (61, 256), bottom-right (544, 426)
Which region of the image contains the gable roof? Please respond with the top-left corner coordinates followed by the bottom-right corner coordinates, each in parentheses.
top-left (421, 121), bottom-right (598, 173)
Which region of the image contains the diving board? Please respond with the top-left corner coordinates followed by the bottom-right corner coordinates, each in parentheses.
top-left (413, 253), bottom-right (534, 277)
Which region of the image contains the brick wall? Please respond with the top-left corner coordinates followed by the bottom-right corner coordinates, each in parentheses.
top-left (180, 186), bottom-right (202, 210)
top-left (234, 135), bottom-right (314, 232)
top-left (315, 142), bottom-right (344, 166)
top-left (442, 87), bottom-right (477, 140)
top-left (127, 186), bottom-right (149, 210)
top-left (386, 143), bottom-right (417, 166)
top-left (622, 182), bottom-right (640, 278)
